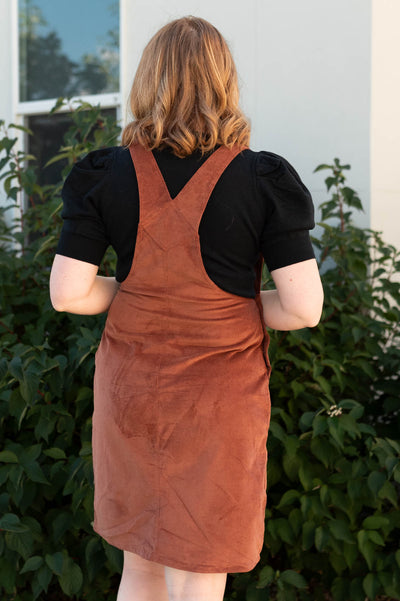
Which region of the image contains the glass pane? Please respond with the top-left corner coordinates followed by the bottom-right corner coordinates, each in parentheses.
top-left (27, 109), bottom-right (117, 187)
top-left (19, 0), bottom-right (119, 101)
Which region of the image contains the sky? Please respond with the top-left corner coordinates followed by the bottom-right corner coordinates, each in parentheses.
top-left (22, 0), bottom-right (119, 62)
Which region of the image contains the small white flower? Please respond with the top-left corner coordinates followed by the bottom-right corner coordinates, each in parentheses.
top-left (327, 404), bottom-right (343, 417)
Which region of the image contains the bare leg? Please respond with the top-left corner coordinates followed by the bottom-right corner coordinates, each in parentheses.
top-left (164, 566), bottom-right (227, 601)
top-left (116, 551), bottom-right (169, 601)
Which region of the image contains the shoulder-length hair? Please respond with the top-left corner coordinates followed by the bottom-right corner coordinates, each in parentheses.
top-left (121, 16), bottom-right (250, 157)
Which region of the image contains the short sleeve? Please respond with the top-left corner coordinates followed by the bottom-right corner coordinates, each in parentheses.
top-left (256, 151), bottom-right (315, 272)
top-left (56, 148), bottom-right (115, 266)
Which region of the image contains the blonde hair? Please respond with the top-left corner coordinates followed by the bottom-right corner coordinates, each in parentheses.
top-left (121, 16), bottom-right (250, 157)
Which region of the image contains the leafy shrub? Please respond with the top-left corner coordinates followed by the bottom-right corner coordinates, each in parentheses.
top-left (228, 160), bottom-right (400, 601)
top-left (0, 105), bottom-right (399, 601)
top-left (0, 102), bottom-right (121, 601)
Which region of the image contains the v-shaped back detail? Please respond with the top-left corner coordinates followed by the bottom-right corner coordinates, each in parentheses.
top-left (129, 143), bottom-right (244, 230)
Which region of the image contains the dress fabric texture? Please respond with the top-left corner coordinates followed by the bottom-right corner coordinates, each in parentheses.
top-left (92, 143), bottom-right (271, 573)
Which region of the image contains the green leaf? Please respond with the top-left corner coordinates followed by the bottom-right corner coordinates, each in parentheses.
top-left (313, 163), bottom-right (332, 172)
top-left (37, 564), bottom-right (53, 593)
top-left (363, 573), bottom-right (380, 601)
top-left (20, 555), bottom-right (44, 573)
top-left (343, 541), bottom-right (358, 569)
top-left (367, 530), bottom-right (385, 546)
top-left (357, 530), bottom-right (375, 569)
top-left (327, 519), bottom-right (354, 543)
top-left (58, 556), bottom-right (83, 596)
top-left (52, 512), bottom-right (73, 541)
top-left (328, 418), bottom-right (344, 449)
top-left (378, 480), bottom-right (398, 507)
top-left (312, 414), bottom-right (327, 436)
top-left (45, 552), bottom-right (64, 576)
top-left (310, 437), bottom-right (334, 468)
top-left (279, 570), bottom-right (307, 589)
top-left (257, 565), bottom-right (275, 588)
top-left (0, 513), bottom-right (29, 533)
top-left (9, 123), bottom-right (33, 135)
top-left (299, 411), bottom-right (315, 431)
top-left (362, 515), bottom-right (390, 530)
top-left (269, 421), bottom-right (286, 443)
top-left (302, 520), bottom-right (315, 550)
top-left (0, 450), bottom-right (19, 463)
top-left (8, 355), bottom-right (24, 381)
top-left (298, 461), bottom-right (313, 491)
top-left (329, 552), bottom-right (347, 575)
top-left (349, 578), bottom-right (365, 601)
top-left (272, 518), bottom-right (294, 545)
top-left (20, 459), bottom-right (50, 485)
top-left (104, 541), bottom-right (123, 572)
top-left (367, 470), bottom-right (386, 496)
top-left (332, 577), bottom-right (349, 601)
top-left (33, 235), bottom-right (57, 260)
top-left (5, 529), bottom-right (34, 559)
top-left (276, 489), bottom-right (300, 509)
top-left (315, 526), bottom-right (329, 551)
top-left (43, 447), bottom-right (67, 460)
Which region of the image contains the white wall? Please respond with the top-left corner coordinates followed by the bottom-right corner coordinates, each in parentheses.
top-left (0, 0), bottom-right (14, 128)
top-left (370, 0), bottom-right (400, 250)
top-left (122, 0), bottom-right (371, 228)
top-left (0, 0), bottom-right (16, 214)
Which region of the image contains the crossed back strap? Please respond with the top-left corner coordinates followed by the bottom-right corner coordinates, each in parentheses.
top-left (129, 143), bottom-right (244, 231)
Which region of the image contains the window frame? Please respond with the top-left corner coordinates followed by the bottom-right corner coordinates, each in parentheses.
top-left (12, 0), bottom-right (123, 127)
top-left (10, 0), bottom-right (123, 220)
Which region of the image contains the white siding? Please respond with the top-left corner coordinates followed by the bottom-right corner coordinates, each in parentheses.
top-left (0, 0), bottom-right (16, 216)
top-left (371, 0), bottom-right (400, 250)
top-left (122, 0), bottom-right (371, 228)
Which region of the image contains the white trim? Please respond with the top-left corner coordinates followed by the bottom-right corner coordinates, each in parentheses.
top-left (11, 0), bottom-right (19, 113)
top-left (17, 93), bottom-right (122, 116)
top-left (119, 0), bottom-right (129, 126)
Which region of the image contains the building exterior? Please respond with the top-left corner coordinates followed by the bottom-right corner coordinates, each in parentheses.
top-left (0, 0), bottom-right (399, 250)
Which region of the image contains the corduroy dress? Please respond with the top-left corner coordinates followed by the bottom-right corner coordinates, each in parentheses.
top-left (92, 143), bottom-right (271, 573)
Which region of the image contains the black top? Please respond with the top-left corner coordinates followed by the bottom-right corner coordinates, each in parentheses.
top-left (56, 146), bottom-right (315, 298)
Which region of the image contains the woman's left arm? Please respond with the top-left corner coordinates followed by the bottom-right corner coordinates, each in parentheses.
top-left (50, 254), bottom-right (120, 315)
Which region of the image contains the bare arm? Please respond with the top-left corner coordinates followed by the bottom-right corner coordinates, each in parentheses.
top-left (49, 254), bottom-right (120, 315)
top-left (260, 258), bottom-right (323, 330)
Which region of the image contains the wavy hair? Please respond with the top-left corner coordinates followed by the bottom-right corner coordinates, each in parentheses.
top-left (121, 16), bottom-right (250, 156)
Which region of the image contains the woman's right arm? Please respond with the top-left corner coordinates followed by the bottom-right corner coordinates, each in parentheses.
top-left (260, 258), bottom-right (323, 330)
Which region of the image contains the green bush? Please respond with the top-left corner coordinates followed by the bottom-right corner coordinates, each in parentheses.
top-left (228, 160), bottom-right (400, 601)
top-left (0, 101), bottom-right (121, 601)
top-left (0, 105), bottom-right (399, 601)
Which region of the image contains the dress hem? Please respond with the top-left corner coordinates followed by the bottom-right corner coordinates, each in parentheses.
top-left (94, 526), bottom-right (260, 574)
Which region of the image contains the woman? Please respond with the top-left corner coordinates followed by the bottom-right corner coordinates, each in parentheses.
top-left (50, 16), bottom-right (323, 601)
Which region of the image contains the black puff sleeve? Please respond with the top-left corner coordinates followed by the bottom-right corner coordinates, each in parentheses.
top-left (256, 151), bottom-right (315, 272)
top-left (56, 148), bottom-right (116, 266)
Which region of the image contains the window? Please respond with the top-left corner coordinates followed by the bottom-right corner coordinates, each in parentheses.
top-left (16, 0), bottom-right (121, 186)
top-left (19, 0), bottom-right (119, 103)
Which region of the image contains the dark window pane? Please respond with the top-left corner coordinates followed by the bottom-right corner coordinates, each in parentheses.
top-left (27, 109), bottom-right (116, 187)
top-left (19, 0), bottom-right (119, 101)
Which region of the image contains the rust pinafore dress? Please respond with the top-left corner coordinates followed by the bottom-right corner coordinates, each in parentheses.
top-left (92, 143), bottom-right (271, 573)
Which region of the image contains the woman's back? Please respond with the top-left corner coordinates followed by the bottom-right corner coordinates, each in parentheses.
top-left (57, 145), bottom-right (315, 297)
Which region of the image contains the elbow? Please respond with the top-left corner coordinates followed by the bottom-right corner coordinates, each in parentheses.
top-left (297, 297), bottom-right (324, 328)
top-left (287, 293), bottom-right (324, 329)
top-left (49, 285), bottom-right (76, 312)
top-left (50, 292), bottom-right (67, 312)
top-left (303, 312), bottom-right (322, 328)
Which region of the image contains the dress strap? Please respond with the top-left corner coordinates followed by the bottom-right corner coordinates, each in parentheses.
top-left (129, 144), bottom-right (171, 227)
top-left (176, 144), bottom-right (244, 231)
top-left (129, 143), bottom-right (245, 229)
